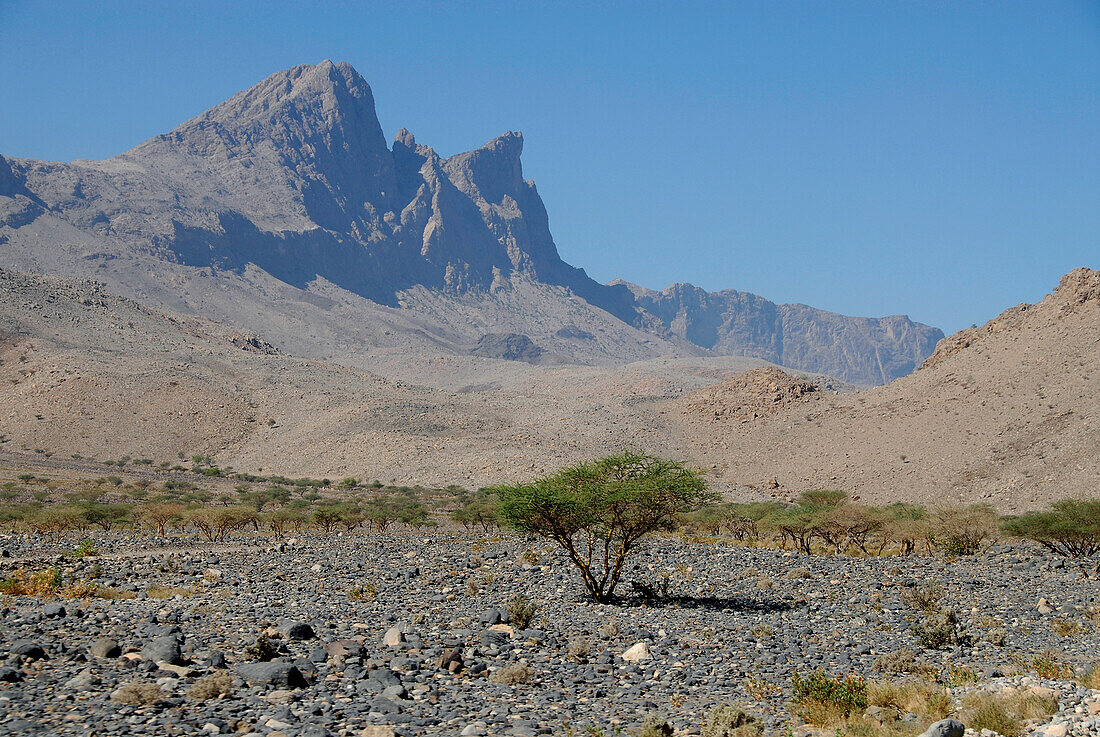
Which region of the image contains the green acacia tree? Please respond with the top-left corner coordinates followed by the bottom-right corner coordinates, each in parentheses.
top-left (1002, 499), bottom-right (1100, 557)
top-left (492, 452), bottom-right (716, 603)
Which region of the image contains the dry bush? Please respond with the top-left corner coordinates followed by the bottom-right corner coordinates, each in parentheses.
top-left (701, 704), bottom-right (763, 737)
top-left (931, 504), bottom-right (998, 555)
top-left (0, 567), bottom-right (60, 596)
top-left (867, 679), bottom-right (952, 724)
top-left (956, 687), bottom-right (1058, 737)
top-left (567, 637), bottom-right (591, 660)
top-left (1080, 662), bottom-right (1100, 689)
top-left (491, 662), bottom-right (532, 685)
top-left (639, 713), bottom-right (674, 737)
top-left (188, 671), bottom-right (233, 700)
top-left (900, 581), bottom-right (944, 613)
top-left (111, 681), bottom-right (165, 706)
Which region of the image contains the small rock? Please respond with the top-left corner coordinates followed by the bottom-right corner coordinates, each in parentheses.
top-left (141, 634), bottom-right (185, 665)
top-left (43, 603), bottom-right (66, 618)
top-left (11, 641), bottom-right (47, 660)
top-left (621, 642), bottom-right (652, 663)
top-left (91, 637), bottom-right (122, 659)
top-left (919, 719), bottom-right (964, 737)
top-left (236, 661), bottom-right (308, 689)
top-left (277, 621), bottom-right (315, 641)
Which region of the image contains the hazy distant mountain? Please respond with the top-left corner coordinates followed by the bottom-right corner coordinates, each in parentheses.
top-left (0, 60), bottom-right (940, 384)
top-left (618, 281), bottom-right (942, 385)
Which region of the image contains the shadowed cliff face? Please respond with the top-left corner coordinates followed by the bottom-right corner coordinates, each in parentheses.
top-left (621, 282), bottom-right (944, 385)
top-left (0, 61), bottom-right (941, 383)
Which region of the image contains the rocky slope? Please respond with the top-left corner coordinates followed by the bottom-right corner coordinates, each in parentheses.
top-left (669, 268), bottom-right (1100, 510)
top-left (0, 60), bottom-right (937, 384)
top-left (620, 281), bottom-right (943, 385)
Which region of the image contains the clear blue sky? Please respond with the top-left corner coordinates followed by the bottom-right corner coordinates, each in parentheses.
top-left (1, 0), bottom-right (1097, 333)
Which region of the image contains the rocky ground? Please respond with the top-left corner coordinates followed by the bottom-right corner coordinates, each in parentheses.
top-left (2, 531), bottom-right (1099, 736)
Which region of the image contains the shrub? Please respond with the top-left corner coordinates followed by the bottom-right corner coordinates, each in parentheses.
top-left (1029, 651), bottom-right (1073, 679)
top-left (243, 633), bottom-right (281, 661)
top-left (701, 704), bottom-right (763, 737)
top-left (111, 681), bottom-right (165, 706)
top-left (1002, 499), bottom-right (1100, 557)
top-left (491, 662), bottom-right (532, 685)
top-left (493, 452), bottom-right (715, 602)
top-left (931, 504), bottom-right (998, 555)
top-left (958, 688), bottom-right (1058, 737)
top-left (188, 671), bottom-right (233, 700)
top-left (791, 670), bottom-right (868, 725)
top-left (912, 607), bottom-right (966, 650)
top-left (348, 582), bottom-right (378, 602)
top-left (0, 567), bottom-right (60, 596)
top-left (867, 679), bottom-right (952, 723)
top-left (639, 713), bottom-right (674, 737)
top-left (69, 538), bottom-right (100, 557)
top-left (872, 647), bottom-right (937, 678)
top-left (507, 594), bottom-right (538, 629)
top-left (901, 581), bottom-right (945, 613)
top-left (567, 637), bottom-right (592, 660)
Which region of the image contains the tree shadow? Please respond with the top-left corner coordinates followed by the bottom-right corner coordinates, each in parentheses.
top-left (613, 584), bottom-right (797, 613)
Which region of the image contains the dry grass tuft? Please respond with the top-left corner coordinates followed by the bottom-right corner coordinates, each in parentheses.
top-left (491, 662), bottom-right (532, 685)
top-left (111, 681), bottom-right (166, 706)
top-left (956, 687), bottom-right (1058, 737)
top-left (187, 671), bottom-right (234, 700)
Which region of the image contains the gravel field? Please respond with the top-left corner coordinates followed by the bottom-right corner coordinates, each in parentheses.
top-left (2, 531), bottom-right (1099, 736)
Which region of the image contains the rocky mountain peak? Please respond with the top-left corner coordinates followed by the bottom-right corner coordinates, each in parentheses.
top-left (126, 61), bottom-right (396, 232)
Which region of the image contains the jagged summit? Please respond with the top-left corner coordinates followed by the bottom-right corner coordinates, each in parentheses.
top-left (0, 62), bottom-right (942, 383)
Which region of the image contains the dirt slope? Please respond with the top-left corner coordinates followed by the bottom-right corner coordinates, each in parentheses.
top-left (669, 268), bottom-right (1100, 511)
top-left (0, 268), bottom-right (778, 489)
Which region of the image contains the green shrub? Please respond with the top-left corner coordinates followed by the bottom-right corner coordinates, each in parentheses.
top-left (507, 594), bottom-right (537, 629)
top-left (791, 670), bottom-right (868, 724)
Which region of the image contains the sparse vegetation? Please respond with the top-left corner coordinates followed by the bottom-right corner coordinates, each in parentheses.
top-left (491, 662), bottom-right (533, 685)
top-left (507, 593), bottom-right (538, 629)
top-left (701, 704), bottom-right (763, 737)
top-left (791, 670), bottom-right (868, 725)
top-left (187, 670), bottom-right (234, 700)
top-left (492, 452), bottom-right (715, 602)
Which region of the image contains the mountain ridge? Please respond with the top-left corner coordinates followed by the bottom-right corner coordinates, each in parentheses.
top-left (0, 60), bottom-right (940, 384)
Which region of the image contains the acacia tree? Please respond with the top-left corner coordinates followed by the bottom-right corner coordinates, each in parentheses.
top-left (492, 452), bottom-right (716, 603)
top-left (1002, 499), bottom-right (1100, 557)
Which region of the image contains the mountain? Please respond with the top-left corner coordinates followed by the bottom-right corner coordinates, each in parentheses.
top-left (0, 60), bottom-right (937, 384)
top-left (619, 281), bottom-right (943, 385)
top-left (670, 268), bottom-right (1100, 510)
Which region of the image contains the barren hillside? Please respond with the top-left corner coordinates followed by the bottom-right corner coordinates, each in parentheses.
top-left (0, 268), bottom-right (784, 489)
top-left (669, 268), bottom-right (1100, 511)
